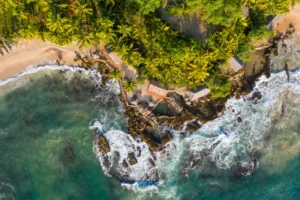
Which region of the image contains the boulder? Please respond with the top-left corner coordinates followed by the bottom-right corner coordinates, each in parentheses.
top-left (128, 152), bottom-right (138, 165)
top-left (98, 135), bottom-right (110, 154)
top-left (63, 147), bottom-right (75, 162)
top-left (122, 160), bottom-right (129, 168)
top-left (164, 92), bottom-right (185, 115)
top-left (186, 121), bottom-right (201, 132)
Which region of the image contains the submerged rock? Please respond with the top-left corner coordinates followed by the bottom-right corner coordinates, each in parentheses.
top-left (122, 160), bottom-right (129, 168)
top-left (186, 121), bottom-right (201, 132)
top-left (98, 135), bottom-right (110, 154)
top-left (237, 116), bottom-right (243, 123)
top-left (63, 147), bottom-right (75, 162)
top-left (128, 152), bottom-right (138, 165)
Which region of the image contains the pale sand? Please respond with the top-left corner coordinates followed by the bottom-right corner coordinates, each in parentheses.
top-left (1, 5), bottom-right (300, 81)
top-left (275, 4), bottom-right (300, 33)
top-left (0, 39), bottom-right (89, 80)
top-left (245, 4), bottom-right (300, 76)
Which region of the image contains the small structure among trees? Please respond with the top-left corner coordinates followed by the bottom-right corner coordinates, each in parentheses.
top-left (103, 45), bottom-right (123, 68)
top-left (147, 80), bottom-right (168, 100)
top-left (228, 56), bottom-right (244, 72)
top-left (186, 86), bottom-right (210, 101)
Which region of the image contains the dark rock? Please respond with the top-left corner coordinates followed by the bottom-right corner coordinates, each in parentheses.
top-left (122, 160), bottom-right (129, 168)
top-left (148, 158), bottom-right (156, 168)
top-left (98, 135), bottom-right (110, 154)
top-left (128, 152), bottom-right (138, 165)
top-left (63, 147), bottom-right (75, 162)
top-left (186, 121), bottom-right (201, 132)
top-left (164, 92), bottom-right (185, 115)
top-left (190, 140), bottom-right (221, 168)
top-left (246, 90), bottom-right (262, 102)
top-left (103, 158), bottom-right (110, 169)
top-left (237, 116), bottom-right (243, 123)
top-left (233, 151), bottom-right (260, 176)
top-left (282, 43), bottom-right (287, 48)
top-left (137, 146), bottom-right (142, 157)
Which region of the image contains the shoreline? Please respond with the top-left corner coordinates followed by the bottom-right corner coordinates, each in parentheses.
top-left (1, 4), bottom-right (299, 81)
top-left (0, 4), bottom-right (300, 155)
top-left (0, 64), bottom-right (92, 86)
top-left (0, 39), bottom-right (90, 80)
top-left (0, 22), bottom-right (298, 183)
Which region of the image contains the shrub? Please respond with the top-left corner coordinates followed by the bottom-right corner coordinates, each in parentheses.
top-left (206, 75), bottom-right (231, 99)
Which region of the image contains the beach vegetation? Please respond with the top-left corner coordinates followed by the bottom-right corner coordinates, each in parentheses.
top-left (124, 79), bottom-right (137, 92)
top-left (0, 0), bottom-right (298, 98)
top-left (206, 74), bottom-right (232, 99)
top-left (108, 68), bottom-right (123, 81)
top-left (136, 76), bottom-right (146, 86)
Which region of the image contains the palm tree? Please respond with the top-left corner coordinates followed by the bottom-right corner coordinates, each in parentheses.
top-left (65, 20), bottom-right (80, 35)
top-left (76, 33), bottom-right (95, 49)
top-left (136, 76), bottom-right (145, 86)
top-left (108, 68), bottom-right (122, 81)
top-left (74, 2), bottom-right (92, 22)
top-left (18, 26), bottom-right (37, 40)
top-left (74, 2), bottom-right (93, 16)
top-left (124, 79), bottom-right (137, 93)
top-left (101, 0), bottom-right (115, 7)
top-left (96, 30), bottom-right (116, 44)
top-left (46, 14), bottom-right (68, 33)
top-left (117, 24), bottom-right (132, 38)
top-left (128, 51), bottom-right (144, 67)
top-left (96, 17), bottom-right (114, 30)
top-left (187, 63), bottom-right (210, 84)
top-left (46, 31), bottom-right (73, 45)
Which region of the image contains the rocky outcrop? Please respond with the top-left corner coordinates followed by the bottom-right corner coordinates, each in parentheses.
top-left (97, 134), bottom-right (111, 169)
top-left (63, 147), bottom-right (75, 163)
top-left (98, 135), bottom-right (110, 153)
top-left (185, 120), bottom-right (201, 132)
top-left (164, 92), bottom-right (185, 115)
top-left (128, 152), bottom-right (138, 165)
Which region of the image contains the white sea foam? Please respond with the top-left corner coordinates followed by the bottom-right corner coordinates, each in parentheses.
top-left (161, 70), bottom-right (300, 174)
top-left (89, 120), bottom-right (103, 131)
top-left (91, 67), bottom-right (300, 193)
top-left (0, 64), bottom-right (102, 87)
top-left (95, 128), bottom-right (159, 182)
top-left (0, 182), bottom-right (16, 200)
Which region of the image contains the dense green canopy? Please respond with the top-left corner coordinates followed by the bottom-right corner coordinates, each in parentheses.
top-left (0, 0), bottom-right (298, 96)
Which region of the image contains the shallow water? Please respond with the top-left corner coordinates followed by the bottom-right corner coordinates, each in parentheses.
top-left (0, 62), bottom-right (300, 199)
top-left (0, 67), bottom-right (132, 199)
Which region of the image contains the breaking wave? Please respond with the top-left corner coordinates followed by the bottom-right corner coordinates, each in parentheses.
top-left (95, 69), bottom-right (300, 192)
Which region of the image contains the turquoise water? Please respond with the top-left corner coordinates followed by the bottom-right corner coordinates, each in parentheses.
top-left (0, 68), bottom-right (131, 199)
top-left (0, 66), bottom-right (299, 200)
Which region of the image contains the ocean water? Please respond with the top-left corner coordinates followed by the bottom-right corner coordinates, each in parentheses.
top-left (0, 66), bottom-right (134, 199)
top-left (1, 40), bottom-right (300, 199)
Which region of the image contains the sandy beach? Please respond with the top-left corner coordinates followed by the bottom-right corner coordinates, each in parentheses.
top-left (0, 39), bottom-right (89, 80)
top-left (1, 5), bottom-right (300, 81)
top-left (275, 4), bottom-right (300, 33)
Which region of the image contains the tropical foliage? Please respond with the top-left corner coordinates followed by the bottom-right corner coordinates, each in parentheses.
top-left (124, 79), bottom-right (137, 92)
top-left (108, 68), bottom-right (122, 81)
top-left (206, 74), bottom-right (231, 99)
top-left (0, 0), bottom-right (298, 95)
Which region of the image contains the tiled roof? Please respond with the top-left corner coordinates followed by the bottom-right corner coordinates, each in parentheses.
top-left (147, 84), bottom-right (168, 100)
